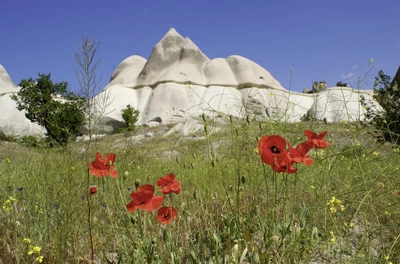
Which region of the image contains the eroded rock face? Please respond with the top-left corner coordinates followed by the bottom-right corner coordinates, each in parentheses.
top-left (94, 28), bottom-right (379, 133)
top-left (0, 65), bottom-right (44, 137)
top-left (1, 28), bottom-right (382, 136)
top-left (0, 65), bottom-right (17, 94)
top-left (307, 87), bottom-right (375, 122)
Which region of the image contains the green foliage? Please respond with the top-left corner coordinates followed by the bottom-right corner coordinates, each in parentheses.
top-left (118, 104), bottom-right (140, 133)
top-left (10, 73), bottom-right (86, 147)
top-left (360, 70), bottom-right (400, 144)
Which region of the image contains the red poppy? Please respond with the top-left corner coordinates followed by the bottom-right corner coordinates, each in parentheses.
top-left (126, 184), bottom-right (164, 212)
top-left (289, 141), bottom-right (314, 166)
top-left (271, 159), bottom-right (297, 174)
top-left (89, 153), bottom-right (118, 178)
top-left (258, 135), bottom-right (288, 165)
top-left (156, 173), bottom-right (181, 194)
top-left (157, 206), bottom-right (177, 224)
top-left (90, 185), bottom-right (98, 195)
top-left (304, 130), bottom-right (329, 148)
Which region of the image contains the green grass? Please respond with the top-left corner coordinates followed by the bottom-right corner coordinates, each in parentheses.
top-left (0, 118), bottom-right (399, 263)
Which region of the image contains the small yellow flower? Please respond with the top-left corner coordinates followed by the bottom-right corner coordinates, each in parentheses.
top-left (28, 246), bottom-right (34, 255)
top-left (253, 148), bottom-right (259, 154)
top-left (329, 231), bottom-right (336, 244)
top-left (23, 238), bottom-right (31, 244)
top-left (378, 182), bottom-right (385, 188)
top-left (310, 185), bottom-right (315, 190)
top-left (70, 166), bottom-right (75, 171)
top-left (2, 197), bottom-right (17, 213)
top-left (327, 196), bottom-right (345, 214)
top-left (372, 151), bottom-right (379, 157)
top-left (36, 255), bottom-right (44, 263)
top-left (33, 246), bottom-right (41, 254)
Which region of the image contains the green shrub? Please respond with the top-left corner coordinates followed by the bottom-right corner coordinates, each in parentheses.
top-left (360, 70), bottom-right (400, 144)
top-left (11, 73), bottom-right (86, 147)
top-left (118, 104), bottom-right (140, 133)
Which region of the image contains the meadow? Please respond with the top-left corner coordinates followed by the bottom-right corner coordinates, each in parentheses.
top-left (1, 117), bottom-right (399, 263)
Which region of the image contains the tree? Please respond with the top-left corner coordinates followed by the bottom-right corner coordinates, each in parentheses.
top-left (118, 104), bottom-right (140, 133)
top-left (360, 70), bottom-right (400, 144)
top-left (11, 73), bottom-right (86, 147)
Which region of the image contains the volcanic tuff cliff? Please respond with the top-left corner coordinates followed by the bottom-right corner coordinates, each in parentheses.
top-left (93, 28), bottom-right (378, 133)
top-left (0, 28), bottom-right (380, 136)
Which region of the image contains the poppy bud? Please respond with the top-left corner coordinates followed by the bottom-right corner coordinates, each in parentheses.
top-left (202, 113), bottom-right (206, 122)
top-left (311, 226), bottom-right (319, 241)
top-left (229, 115), bottom-right (233, 123)
top-left (191, 163), bottom-right (195, 169)
top-left (124, 171), bottom-right (129, 177)
top-left (193, 190), bottom-right (198, 200)
top-left (134, 179), bottom-right (141, 189)
top-left (90, 186), bottom-right (97, 195)
top-left (323, 117), bottom-right (328, 125)
top-left (246, 115), bottom-right (251, 124)
top-left (193, 153), bottom-right (197, 159)
top-left (204, 125), bottom-right (209, 135)
top-left (211, 159), bottom-right (216, 167)
top-left (241, 175), bottom-right (246, 184)
top-left (265, 108), bottom-right (270, 118)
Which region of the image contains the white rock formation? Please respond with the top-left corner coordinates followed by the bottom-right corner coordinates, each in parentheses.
top-left (0, 65), bottom-right (44, 137)
top-left (1, 28), bottom-right (381, 137)
top-left (307, 87), bottom-right (375, 122)
top-left (94, 28), bottom-right (379, 133)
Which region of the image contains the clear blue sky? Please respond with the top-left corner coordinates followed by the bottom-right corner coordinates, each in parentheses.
top-left (1, 0), bottom-right (399, 93)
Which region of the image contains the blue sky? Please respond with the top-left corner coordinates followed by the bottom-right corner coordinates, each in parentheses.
top-left (1, 0), bottom-right (399, 93)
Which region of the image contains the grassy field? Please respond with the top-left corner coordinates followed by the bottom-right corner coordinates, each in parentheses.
top-left (0, 117), bottom-right (399, 263)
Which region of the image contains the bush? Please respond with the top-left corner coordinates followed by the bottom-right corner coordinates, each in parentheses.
top-left (360, 70), bottom-right (400, 144)
top-left (11, 73), bottom-right (86, 147)
top-left (118, 104), bottom-right (140, 133)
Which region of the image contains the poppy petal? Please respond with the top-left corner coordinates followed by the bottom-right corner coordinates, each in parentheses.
top-left (157, 173), bottom-right (181, 194)
top-left (258, 135), bottom-right (287, 165)
top-left (317, 131), bottom-right (328, 139)
top-left (89, 165), bottom-right (109, 177)
top-left (89, 153), bottom-right (118, 177)
top-left (157, 206), bottom-right (177, 224)
top-left (126, 200), bottom-right (140, 212)
top-left (140, 196), bottom-right (164, 211)
top-left (131, 184), bottom-right (154, 202)
top-left (304, 130), bottom-right (317, 139)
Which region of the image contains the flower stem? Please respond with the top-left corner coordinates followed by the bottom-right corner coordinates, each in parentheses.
top-left (85, 168), bottom-right (94, 263)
